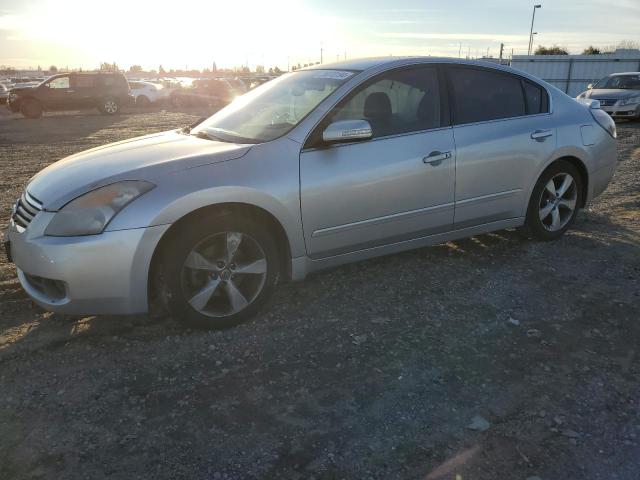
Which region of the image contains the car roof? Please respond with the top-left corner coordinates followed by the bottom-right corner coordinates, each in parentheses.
top-left (305, 56), bottom-right (520, 74)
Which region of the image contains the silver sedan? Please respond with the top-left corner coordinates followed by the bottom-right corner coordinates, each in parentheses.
top-left (4, 57), bottom-right (618, 328)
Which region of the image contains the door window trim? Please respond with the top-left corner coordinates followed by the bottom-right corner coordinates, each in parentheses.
top-left (444, 64), bottom-right (552, 127)
top-left (302, 64), bottom-right (451, 151)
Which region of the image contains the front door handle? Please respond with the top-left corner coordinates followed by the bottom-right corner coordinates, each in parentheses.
top-left (423, 150), bottom-right (451, 166)
top-left (531, 129), bottom-right (553, 140)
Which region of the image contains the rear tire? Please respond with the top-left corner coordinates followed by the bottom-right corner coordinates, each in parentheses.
top-left (157, 212), bottom-right (279, 329)
top-left (523, 160), bottom-right (583, 241)
top-left (136, 95), bottom-right (151, 107)
top-left (99, 97), bottom-right (119, 115)
top-left (21, 99), bottom-right (43, 119)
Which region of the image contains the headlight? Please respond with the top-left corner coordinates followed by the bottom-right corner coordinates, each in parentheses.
top-left (619, 96), bottom-right (640, 106)
top-left (45, 180), bottom-right (155, 236)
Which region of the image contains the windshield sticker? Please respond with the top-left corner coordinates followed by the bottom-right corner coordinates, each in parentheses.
top-left (310, 70), bottom-right (354, 80)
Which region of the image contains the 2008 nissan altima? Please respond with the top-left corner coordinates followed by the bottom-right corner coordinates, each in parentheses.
top-left (3, 57), bottom-right (617, 328)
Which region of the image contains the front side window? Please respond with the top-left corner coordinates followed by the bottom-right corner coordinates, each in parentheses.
top-left (47, 76), bottom-right (70, 89)
top-left (449, 67), bottom-right (525, 124)
top-left (192, 70), bottom-right (354, 143)
top-left (329, 67), bottom-right (441, 138)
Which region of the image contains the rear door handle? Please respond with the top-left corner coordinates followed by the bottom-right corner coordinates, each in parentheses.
top-left (423, 150), bottom-right (451, 166)
top-left (531, 129), bottom-right (553, 140)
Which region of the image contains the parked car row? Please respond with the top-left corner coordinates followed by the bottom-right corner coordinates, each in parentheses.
top-left (3, 72), bottom-right (256, 117)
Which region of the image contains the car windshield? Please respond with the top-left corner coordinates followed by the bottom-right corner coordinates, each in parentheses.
top-left (594, 74), bottom-right (640, 90)
top-left (191, 70), bottom-right (355, 143)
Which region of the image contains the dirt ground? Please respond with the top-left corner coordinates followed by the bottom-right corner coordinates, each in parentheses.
top-left (0, 107), bottom-right (639, 480)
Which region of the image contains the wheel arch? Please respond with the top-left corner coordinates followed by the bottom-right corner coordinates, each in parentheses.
top-left (147, 202), bottom-right (294, 310)
top-left (530, 154), bottom-right (590, 209)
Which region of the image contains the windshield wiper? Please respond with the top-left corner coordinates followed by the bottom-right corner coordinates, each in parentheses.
top-left (181, 117), bottom-right (207, 134)
top-left (192, 130), bottom-right (227, 142)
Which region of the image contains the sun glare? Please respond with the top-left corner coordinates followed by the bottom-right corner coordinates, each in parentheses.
top-left (18, 0), bottom-right (337, 70)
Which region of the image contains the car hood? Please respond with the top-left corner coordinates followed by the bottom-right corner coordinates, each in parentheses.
top-left (9, 85), bottom-right (37, 94)
top-left (27, 130), bottom-right (252, 210)
top-left (583, 89), bottom-right (640, 100)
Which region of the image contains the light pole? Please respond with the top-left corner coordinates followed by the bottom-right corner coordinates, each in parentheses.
top-left (528, 4), bottom-right (541, 55)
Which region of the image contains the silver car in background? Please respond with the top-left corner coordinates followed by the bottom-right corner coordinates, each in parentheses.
top-left (4, 57), bottom-right (618, 329)
top-left (577, 72), bottom-right (640, 120)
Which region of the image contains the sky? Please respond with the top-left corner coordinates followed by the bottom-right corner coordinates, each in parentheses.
top-left (0, 0), bottom-right (639, 71)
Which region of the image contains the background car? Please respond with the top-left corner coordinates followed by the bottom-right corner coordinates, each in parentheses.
top-left (170, 78), bottom-right (244, 108)
top-left (577, 72), bottom-right (640, 120)
top-left (0, 83), bottom-right (8, 104)
top-left (7, 71), bottom-right (133, 118)
top-left (129, 80), bottom-right (166, 106)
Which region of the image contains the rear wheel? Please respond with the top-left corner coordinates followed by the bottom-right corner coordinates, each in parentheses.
top-left (158, 213), bottom-right (279, 329)
top-left (99, 97), bottom-right (119, 115)
top-left (523, 160), bottom-right (582, 241)
top-left (136, 95), bottom-right (151, 107)
top-left (21, 99), bottom-right (43, 119)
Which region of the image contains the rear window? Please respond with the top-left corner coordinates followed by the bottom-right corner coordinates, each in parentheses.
top-left (523, 80), bottom-right (548, 114)
top-left (449, 67), bottom-right (525, 124)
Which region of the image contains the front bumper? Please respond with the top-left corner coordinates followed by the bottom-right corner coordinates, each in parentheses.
top-left (4, 212), bottom-right (169, 315)
top-left (601, 103), bottom-right (640, 118)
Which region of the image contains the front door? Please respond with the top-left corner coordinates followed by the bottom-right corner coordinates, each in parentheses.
top-left (41, 75), bottom-right (76, 110)
top-left (300, 66), bottom-right (456, 259)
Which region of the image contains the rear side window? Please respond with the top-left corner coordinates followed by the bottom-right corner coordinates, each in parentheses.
top-left (74, 75), bottom-right (95, 88)
top-left (449, 67), bottom-right (525, 124)
top-left (523, 80), bottom-right (548, 114)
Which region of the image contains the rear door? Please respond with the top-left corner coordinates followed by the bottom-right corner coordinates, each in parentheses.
top-left (300, 65), bottom-right (456, 258)
top-left (446, 65), bottom-right (555, 227)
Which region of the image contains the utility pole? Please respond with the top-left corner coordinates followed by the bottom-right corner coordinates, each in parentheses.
top-left (320, 43), bottom-right (323, 64)
top-left (528, 4), bottom-right (542, 55)
top-left (499, 43), bottom-right (504, 60)
top-left (458, 43), bottom-right (462, 58)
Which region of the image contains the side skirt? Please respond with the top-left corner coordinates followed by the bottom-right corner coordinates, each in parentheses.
top-left (291, 217), bottom-right (525, 281)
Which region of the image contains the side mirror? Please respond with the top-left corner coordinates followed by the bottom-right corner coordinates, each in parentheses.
top-left (322, 119), bottom-right (372, 144)
top-left (587, 83), bottom-right (593, 90)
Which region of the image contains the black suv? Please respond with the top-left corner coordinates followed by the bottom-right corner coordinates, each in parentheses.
top-left (7, 71), bottom-right (133, 118)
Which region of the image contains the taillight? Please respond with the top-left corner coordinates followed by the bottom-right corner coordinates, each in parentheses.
top-left (590, 107), bottom-right (617, 139)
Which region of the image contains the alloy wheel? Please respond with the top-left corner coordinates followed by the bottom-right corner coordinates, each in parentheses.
top-left (538, 172), bottom-right (577, 232)
top-left (104, 100), bottom-right (118, 113)
top-left (180, 231), bottom-right (268, 318)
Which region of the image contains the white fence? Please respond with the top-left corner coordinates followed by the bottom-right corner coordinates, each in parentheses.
top-left (511, 49), bottom-right (640, 97)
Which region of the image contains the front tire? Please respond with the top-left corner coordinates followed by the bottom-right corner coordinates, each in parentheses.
top-left (523, 160), bottom-right (583, 241)
top-left (21, 99), bottom-right (43, 119)
top-left (158, 213), bottom-right (279, 329)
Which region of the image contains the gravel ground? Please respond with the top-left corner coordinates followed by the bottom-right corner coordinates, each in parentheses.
top-left (0, 108), bottom-right (639, 480)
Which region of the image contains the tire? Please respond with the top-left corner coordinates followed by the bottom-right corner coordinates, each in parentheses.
top-left (523, 160), bottom-right (583, 241)
top-left (99, 97), bottom-right (119, 115)
top-left (136, 95), bottom-right (151, 107)
top-left (157, 212), bottom-right (280, 329)
top-left (20, 99), bottom-right (43, 119)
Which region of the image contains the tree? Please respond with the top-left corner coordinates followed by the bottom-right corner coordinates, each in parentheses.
top-left (49, 65), bottom-right (58, 73)
top-left (159, 65), bottom-right (166, 75)
top-left (100, 61), bottom-right (119, 71)
top-left (582, 46), bottom-right (601, 55)
top-left (534, 45), bottom-right (568, 55)
top-left (129, 65), bottom-right (143, 73)
top-left (274, 66), bottom-right (282, 74)
top-left (255, 65), bottom-right (265, 74)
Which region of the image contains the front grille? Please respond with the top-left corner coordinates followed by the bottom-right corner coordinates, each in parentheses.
top-left (12, 191), bottom-right (43, 229)
top-left (596, 98), bottom-right (616, 107)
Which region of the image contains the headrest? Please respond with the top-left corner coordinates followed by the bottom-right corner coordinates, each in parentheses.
top-left (364, 92), bottom-right (392, 120)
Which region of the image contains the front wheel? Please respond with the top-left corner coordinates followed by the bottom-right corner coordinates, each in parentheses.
top-left (158, 213), bottom-right (279, 329)
top-left (523, 160), bottom-right (583, 241)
